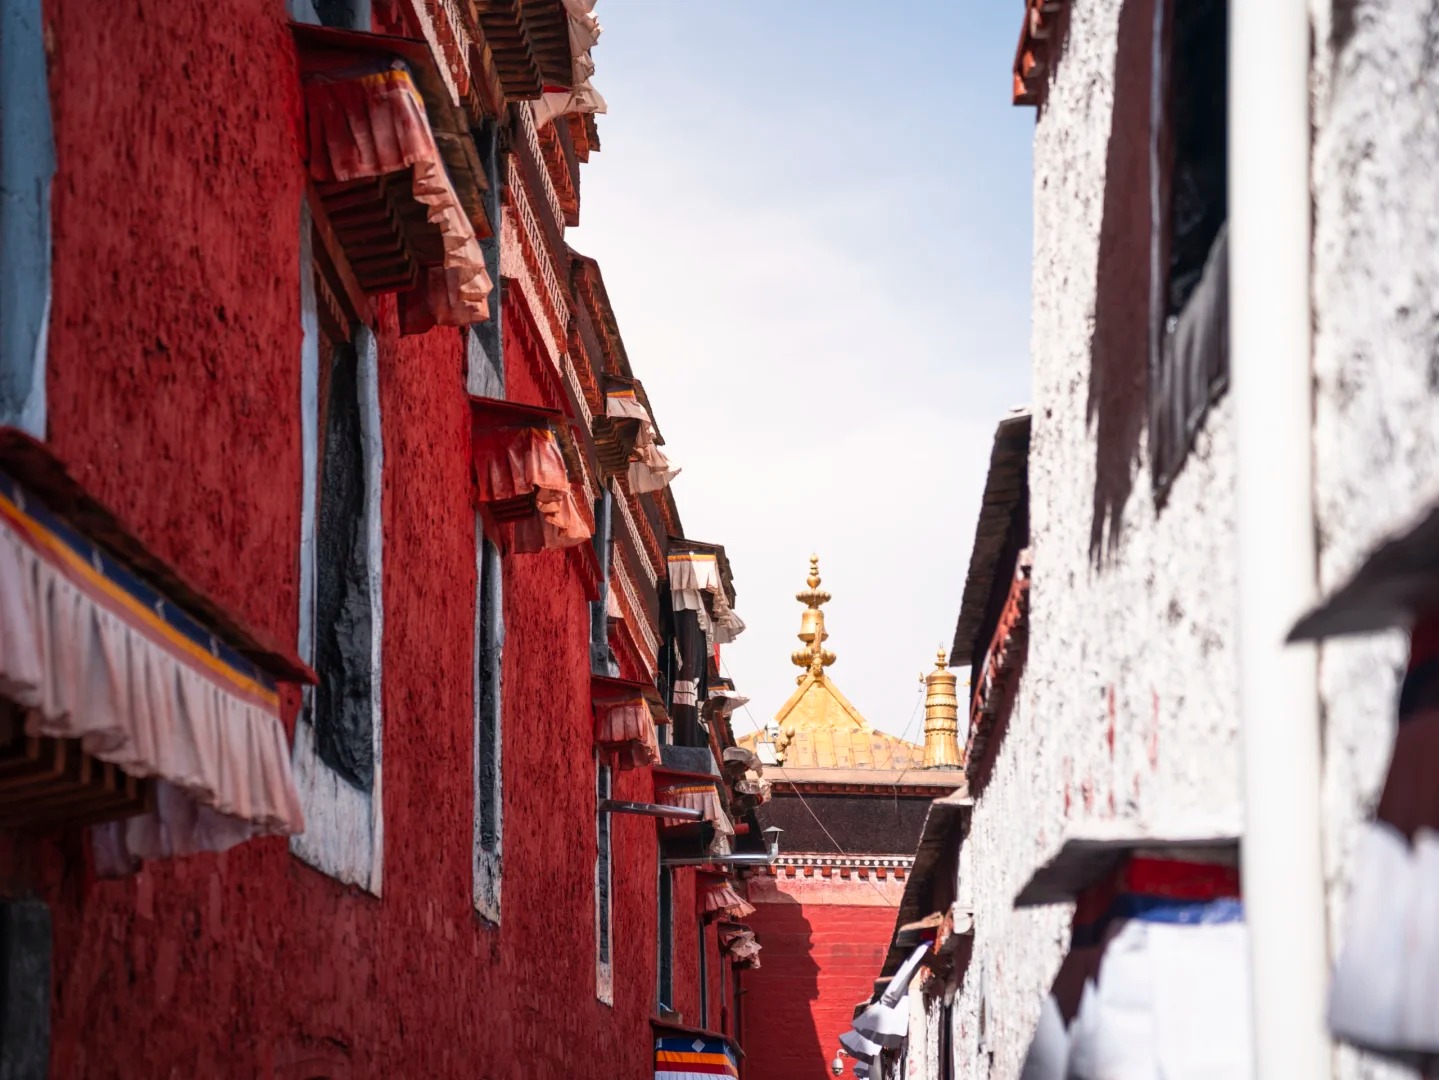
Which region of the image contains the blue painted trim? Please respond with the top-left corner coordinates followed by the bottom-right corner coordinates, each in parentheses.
top-left (0, 0), bottom-right (55, 436)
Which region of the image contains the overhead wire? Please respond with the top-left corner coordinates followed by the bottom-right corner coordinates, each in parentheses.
top-left (721, 657), bottom-right (920, 909)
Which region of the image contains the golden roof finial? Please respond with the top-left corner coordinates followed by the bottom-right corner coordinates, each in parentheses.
top-left (791, 554), bottom-right (837, 680)
top-left (922, 646), bottom-right (963, 769)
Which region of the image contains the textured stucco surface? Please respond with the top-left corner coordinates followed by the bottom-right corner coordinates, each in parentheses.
top-left (946, 0), bottom-right (1241, 1073)
top-left (1310, 3), bottom-right (1439, 1078)
top-left (942, 0), bottom-right (1245, 1074)
top-left (3, 1), bottom-right (672, 1075)
top-left (927, 2), bottom-right (1439, 1079)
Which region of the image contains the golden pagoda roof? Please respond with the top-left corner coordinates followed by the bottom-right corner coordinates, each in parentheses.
top-left (739, 556), bottom-right (927, 772)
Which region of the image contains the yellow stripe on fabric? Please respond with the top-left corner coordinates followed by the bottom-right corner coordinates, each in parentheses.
top-left (0, 492), bottom-right (280, 709)
top-left (357, 68), bottom-right (423, 107)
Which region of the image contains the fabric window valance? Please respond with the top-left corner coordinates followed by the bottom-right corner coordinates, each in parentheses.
top-left (532, 0), bottom-right (607, 129)
top-left (592, 675), bottom-right (662, 770)
top-left (301, 44), bottom-right (492, 330)
top-left (598, 382), bottom-right (679, 495)
top-left (470, 397), bottom-right (591, 554)
top-left (698, 876), bottom-right (754, 920)
top-left (0, 434), bottom-right (308, 872)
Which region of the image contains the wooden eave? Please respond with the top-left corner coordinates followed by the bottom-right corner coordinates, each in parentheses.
top-left (467, 0), bottom-right (572, 101)
top-left (568, 252), bottom-right (633, 378)
top-left (965, 556), bottom-right (1031, 790)
top-left (667, 537), bottom-right (736, 605)
top-left (538, 116), bottom-right (580, 226)
top-left (1014, 830), bottom-right (1241, 908)
top-left (626, 491), bottom-right (666, 577)
top-left (1013, 0), bottom-right (1069, 107)
top-left (880, 790), bottom-right (972, 979)
top-left (950, 409), bottom-right (1031, 666)
top-left (291, 24), bottom-right (493, 240)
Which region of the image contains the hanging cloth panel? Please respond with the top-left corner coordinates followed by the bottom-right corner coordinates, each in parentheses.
top-left (604, 385), bottom-right (680, 494)
top-left (303, 57), bottom-right (492, 326)
top-left (593, 682), bottom-right (660, 771)
top-left (654, 1035), bottom-right (739, 1080)
top-left (698, 878), bottom-right (754, 920)
top-left (670, 608), bottom-right (708, 743)
top-left (533, 0), bottom-right (608, 129)
top-left (655, 779), bottom-right (734, 843)
top-left (471, 402), bottom-right (591, 554)
top-left (0, 470), bottom-right (305, 872)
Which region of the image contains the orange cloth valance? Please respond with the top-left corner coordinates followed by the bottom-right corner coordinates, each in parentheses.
top-left (593, 676), bottom-right (661, 771)
top-left (470, 398), bottom-right (591, 555)
top-left (303, 56), bottom-right (492, 327)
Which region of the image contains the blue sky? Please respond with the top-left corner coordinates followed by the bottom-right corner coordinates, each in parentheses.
top-left (569, 1), bottom-right (1034, 741)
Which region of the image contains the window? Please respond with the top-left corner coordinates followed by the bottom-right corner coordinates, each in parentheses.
top-left (939, 1001), bottom-right (955, 1080)
top-left (464, 115), bottom-right (505, 923)
top-left (287, 0), bottom-right (369, 29)
top-left (590, 491), bottom-right (618, 676)
top-left (0, 0), bottom-right (55, 436)
top-left (595, 758), bottom-right (613, 1003)
top-left (473, 529), bottom-right (504, 922)
top-left (313, 343), bottom-right (374, 789)
top-left (290, 204), bottom-right (384, 894)
top-left (1150, 0), bottom-right (1228, 500)
top-left (658, 866), bottom-right (674, 1011)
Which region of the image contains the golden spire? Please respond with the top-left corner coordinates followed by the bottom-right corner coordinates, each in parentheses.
top-left (790, 554), bottom-right (837, 683)
top-left (922, 647), bottom-right (964, 769)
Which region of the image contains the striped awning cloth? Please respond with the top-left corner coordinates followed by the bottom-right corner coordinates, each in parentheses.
top-left (0, 431), bottom-right (310, 873)
top-left (654, 1035), bottom-right (739, 1079)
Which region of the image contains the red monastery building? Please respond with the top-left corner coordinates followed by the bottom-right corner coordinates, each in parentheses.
top-left (736, 560), bottom-right (966, 1080)
top-left (0, 1), bottom-right (759, 1076)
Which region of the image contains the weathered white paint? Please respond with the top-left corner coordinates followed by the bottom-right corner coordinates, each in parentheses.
top-left (1310, 3), bottom-right (1439, 1077)
top-left (290, 324), bottom-right (385, 896)
top-left (941, 0), bottom-right (1246, 1073)
top-left (929, 1), bottom-right (1439, 1077)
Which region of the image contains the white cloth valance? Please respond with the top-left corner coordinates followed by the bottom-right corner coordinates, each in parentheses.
top-left (605, 385), bottom-right (679, 495)
top-left (0, 474), bottom-right (304, 873)
top-left (531, 0), bottom-right (607, 128)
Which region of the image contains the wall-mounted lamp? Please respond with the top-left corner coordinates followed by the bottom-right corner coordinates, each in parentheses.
top-left (764, 825), bottom-right (783, 859)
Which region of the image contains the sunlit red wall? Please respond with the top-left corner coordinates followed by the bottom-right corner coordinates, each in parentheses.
top-left (741, 876), bottom-right (904, 1080)
top-left (5, 1), bottom-right (665, 1076)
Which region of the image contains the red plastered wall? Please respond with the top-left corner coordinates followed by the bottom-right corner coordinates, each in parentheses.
top-left (9, 2), bottom-right (662, 1075)
top-left (741, 900), bottom-right (897, 1080)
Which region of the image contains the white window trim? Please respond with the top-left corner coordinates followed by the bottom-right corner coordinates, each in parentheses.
top-left (289, 207), bottom-right (385, 894)
top-left (473, 523), bottom-right (504, 922)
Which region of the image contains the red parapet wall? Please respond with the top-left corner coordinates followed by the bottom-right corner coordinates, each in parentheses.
top-left (742, 889), bottom-right (901, 1080)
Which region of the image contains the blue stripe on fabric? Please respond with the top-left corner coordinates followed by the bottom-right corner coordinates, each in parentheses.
top-left (0, 469), bottom-right (274, 690)
top-left (1072, 895), bottom-right (1243, 948)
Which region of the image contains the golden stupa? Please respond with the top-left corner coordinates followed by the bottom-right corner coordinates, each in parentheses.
top-left (739, 556), bottom-right (961, 772)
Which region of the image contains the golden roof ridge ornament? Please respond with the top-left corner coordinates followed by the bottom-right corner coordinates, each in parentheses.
top-left (922, 646), bottom-right (964, 769)
top-left (791, 554), bottom-right (837, 682)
